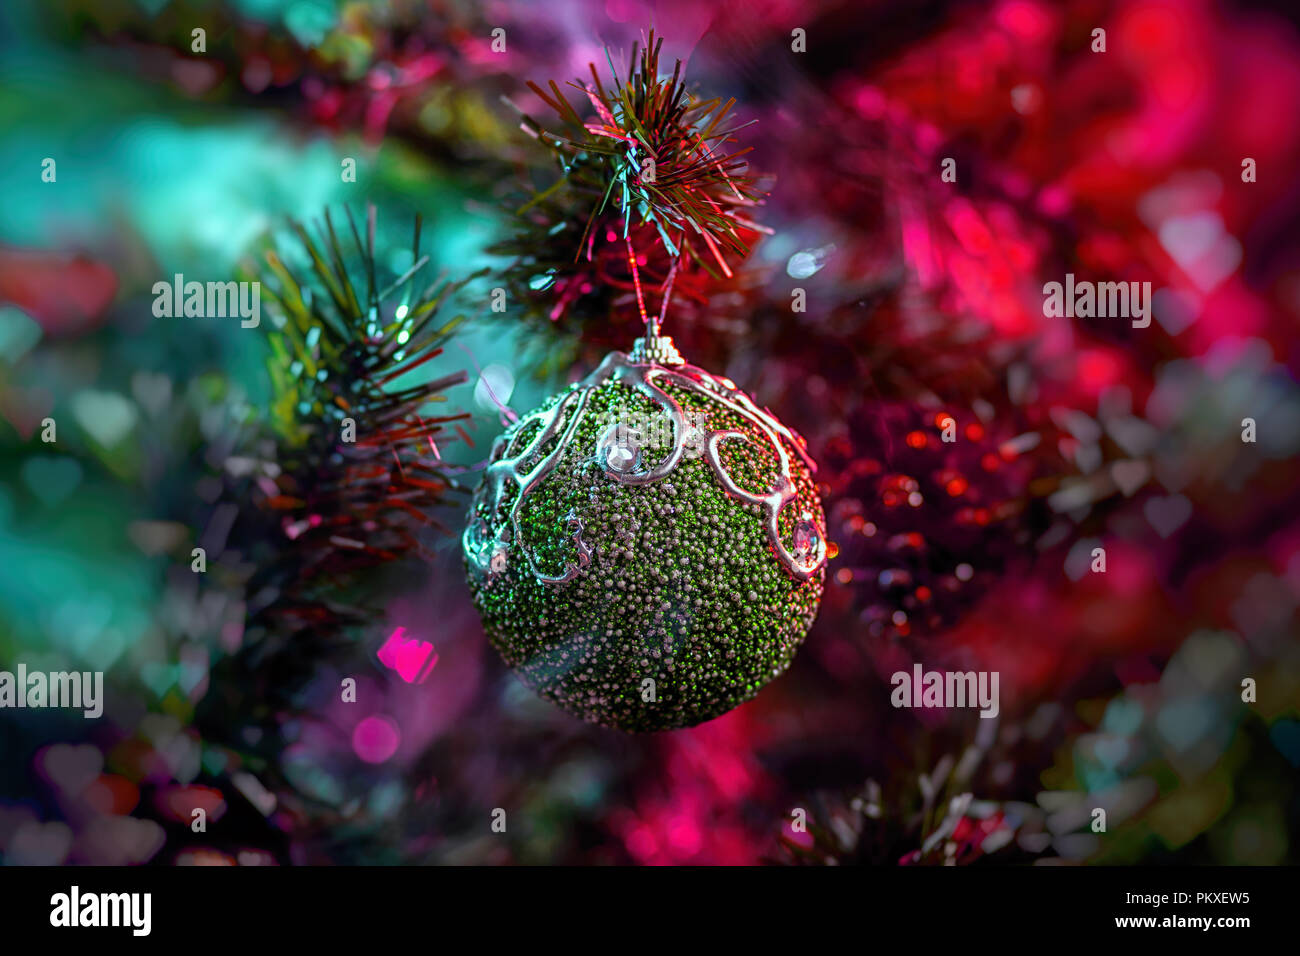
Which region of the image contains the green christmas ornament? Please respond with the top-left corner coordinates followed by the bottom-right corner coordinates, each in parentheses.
top-left (463, 333), bottom-right (827, 732)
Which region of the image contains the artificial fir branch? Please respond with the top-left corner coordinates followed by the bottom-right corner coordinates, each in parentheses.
top-left (493, 30), bottom-right (768, 337)
top-left (518, 31), bottom-right (763, 267)
top-left (775, 723), bottom-right (1051, 866)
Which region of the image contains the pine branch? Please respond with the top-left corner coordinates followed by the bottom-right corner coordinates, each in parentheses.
top-left (240, 205), bottom-right (481, 591)
top-left (194, 205), bottom-right (482, 802)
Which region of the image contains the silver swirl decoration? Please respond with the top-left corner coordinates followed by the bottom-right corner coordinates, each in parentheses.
top-left (464, 347), bottom-right (828, 586)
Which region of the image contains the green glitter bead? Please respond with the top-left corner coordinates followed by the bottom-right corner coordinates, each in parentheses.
top-left (463, 352), bottom-right (826, 732)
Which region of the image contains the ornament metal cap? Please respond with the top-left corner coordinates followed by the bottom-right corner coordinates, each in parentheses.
top-left (628, 333), bottom-right (685, 366)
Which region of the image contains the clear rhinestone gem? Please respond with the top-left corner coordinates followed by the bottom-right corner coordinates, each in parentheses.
top-left (599, 423), bottom-right (642, 475)
top-left (793, 516), bottom-right (820, 561)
